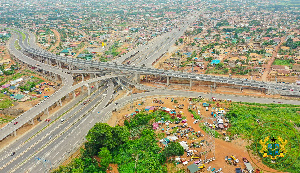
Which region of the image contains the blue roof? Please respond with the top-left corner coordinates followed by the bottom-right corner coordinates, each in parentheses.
top-left (211, 59), bottom-right (221, 65)
top-left (183, 52), bottom-right (192, 57)
top-left (9, 86), bottom-right (16, 90)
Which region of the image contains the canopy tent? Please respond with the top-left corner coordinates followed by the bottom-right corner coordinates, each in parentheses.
top-left (179, 141), bottom-right (189, 151)
top-left (202, 103), bottom-right (209, 107)
top-left (165, 108), bottom-right (171, 112)
top-left (244, 162), bottom-right (254, 172)
top-left (167, 135), bottom-right (178, 141)
top-left (152, 123), bottom-right (159, 130)
top-left (217, 119), bottom-right (224, 124)
top-left (187, 164), bottom-right (200, 173)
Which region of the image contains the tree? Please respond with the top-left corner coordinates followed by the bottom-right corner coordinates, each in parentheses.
top-left (162, 142), bottom-right (184, 158)
top-left (85, 123), bottom-right (114, 156)
top-left (178, 38), bottom-right (183, 43)
top-left (98, 147), bottom-right (112, 171)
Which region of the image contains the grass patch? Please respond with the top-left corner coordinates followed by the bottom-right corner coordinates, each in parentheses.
top-left (0, 98), bottom-right (13, 109)
top-left (273, 59), bottom-right (294, 68)
top-left (226, 103), bottom-right (300, 172)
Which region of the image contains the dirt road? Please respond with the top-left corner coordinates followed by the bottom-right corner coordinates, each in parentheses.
top-left (49, 29), bottom-right (61, 52)
top-left (261, 36), bottom-right (286, 82)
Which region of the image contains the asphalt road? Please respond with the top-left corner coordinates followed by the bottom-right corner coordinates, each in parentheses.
top-left (0, 32), bottom-right (119, 142)
top-left (0, 81), bottom-right (114, 172)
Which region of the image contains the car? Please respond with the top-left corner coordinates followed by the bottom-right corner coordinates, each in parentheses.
top-left (45, 119), bottom-right (51, 122)
top-left (61, 119), bottom-right (65, 122)
top-left (235, 168), bottom-right (242, 173)
top-left (14, 122), bottom-right (18, 125)
top-left (11, 152), bottom-right (15, 156)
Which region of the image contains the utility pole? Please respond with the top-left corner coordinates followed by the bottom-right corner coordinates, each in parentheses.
top-left (210, 85), bottom-right (212, 101)
top-left (191, 61), bottom-right (194, 73)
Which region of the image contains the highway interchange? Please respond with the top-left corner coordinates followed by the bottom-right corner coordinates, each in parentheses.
top-left (1, 11), bottom-right (300, 172)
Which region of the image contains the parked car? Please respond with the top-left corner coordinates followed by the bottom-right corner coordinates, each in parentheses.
top-left (235, 168), bottom-right (242, 173)
top-left (14, 122), bottom-right (18, 125)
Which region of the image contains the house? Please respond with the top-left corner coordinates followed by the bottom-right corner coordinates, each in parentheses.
top-left (60, 49), bottom-right (69, 56)
top-left (292, 65), bottom-right (300, 72)
top-left (281, 46), bottom-right (290, 51)
top-left (0, 59), bottom-right (11, 65)
top-left (269, 70), bottom-right (277, 76)
top-left (211, 59), bottom-right (221, 65)
top-left (277, 70), bottom-right (290, 76)
top-left (187, 164), bottom-right (200, 173)
top-left (265, 47), bottom-right (273, 54)
top-left (12, 94), bottom-right (24, 100)
top-left (271, 65), bottom-right (287, 71)
top-left (2, 84), bottom-right (10, 88)
top-left (77, 54), bottom-right (93, 60)
top-left (265, 53), bottom-right (272, 58)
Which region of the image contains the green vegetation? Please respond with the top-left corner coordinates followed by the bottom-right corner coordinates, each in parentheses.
top-left (0, 98), bottom-right (13, 109)
top-left (199, 124), bottom-right (221, 138)
top-left (105, 42), bottom-right (121, 57)
top-left (178, 38), bottom-right (183, 43)
top-left (231, 65), bottom-right (252, 75)
top-left (226, 103), bottom-right (300, 172)
top-left (188, 109), bottom-right (201, 120)
top-left (19, 77), bottom-right (44, 91)
top-left (0, 71), bottom-right (24, 86)
top-left (54, 111), bottom-right (184, 173)
top-left (99, 56), bottom-right (108, 62)
top-left (262, 40), bottom-right (276, 46)
top-left (206, 63), bottom-right (229, 75)
top-left (14, 40), bottom-right (20, 50)
top-left (273, 59), bottom-right (295, 68)
top-left (283, 38), bottom-right (300, 49)
top-left (216, 20), bottom-right (229, 27)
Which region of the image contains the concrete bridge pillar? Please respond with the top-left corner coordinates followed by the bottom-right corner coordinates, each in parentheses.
top-left (73, 91), bottom-right (76, 99)
top-left (81, 86), bottom-right (84, 92)
top-left (190, 79), bottom-right (192, 88)
top-left (59, 99), bottom-right (62, 107)
top-left (55, 74), bottom-right (58, 81)
top-left (167, 76), bottom-right (170, 86)
top-left (134, 72), bottom-right (139, 84)
top-left (87, 84), bottom-right (90, 95)
top-left (213, 82), bottom-right (216, 90)
top-left (30, 119), bottom-right (34, 125)
top-left (82, 74), bottom-right (84, 82)
top-left (45, 107), bottom-right (49, 116)
top-left (13, 130), bottom-right (17, 137)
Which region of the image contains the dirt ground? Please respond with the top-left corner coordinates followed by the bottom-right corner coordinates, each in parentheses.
top-left (109, 95), bottom-right (284, 173)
